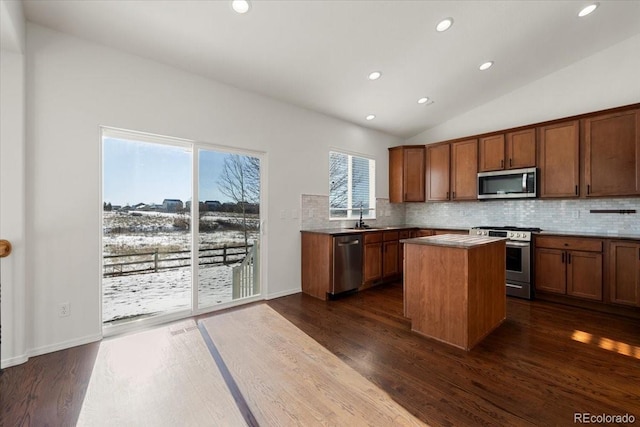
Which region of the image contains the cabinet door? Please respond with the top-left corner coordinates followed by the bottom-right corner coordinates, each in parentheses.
top-left (478, 134), bottom-right (505, 172)
top-left (506, 128), bottom-right (536, 169)
top-left (404, 147), bottom-right (426, 202)
top-left (451, 139), bottom-right (478, 200)
top-left (584, 109), bottom-right (640, 197)
top-left (566, 251), bottom-right (602, 301)
top-left (609, 241), bottom-right (640, 307)
top-left (388, 147), bottom-right (404, 203)
top-left (363, 242), bottom-right (382, 284)
top-left (538, 120), bottom-right (580, 198)
top-left (426, 144), bottom-right (451, 201)
top-left (383, 240), bottom-right (400, 278)
top-left (535, 248), bottom-right (566, 294)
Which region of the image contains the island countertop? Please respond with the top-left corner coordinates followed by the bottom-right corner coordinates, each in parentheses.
top-left (401, 234), bottom-right (506, 249)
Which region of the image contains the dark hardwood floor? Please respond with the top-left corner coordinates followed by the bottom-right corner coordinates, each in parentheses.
top-left (2, 283), bottom-right (639, 426)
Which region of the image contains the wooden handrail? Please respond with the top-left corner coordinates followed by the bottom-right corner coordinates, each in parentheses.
top-left (0, 239), bottom-right (11, 258)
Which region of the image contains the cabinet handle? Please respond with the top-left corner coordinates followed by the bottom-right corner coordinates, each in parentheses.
top-left (587, 184), bottom-right (591, 195)
top-left (446, 191), bottom-right (449, 199)
top-left (567, 253), bottom-right (571, 264)
top-left (561, 252), bottom-right (565, 263)
top-left (452, 191), bottom-right (456, 199)
top-left (575, 185), bottom-right (578, 196)
top-left (509, 158), bottom-right (512, 167)
top-left (501, 159), bottom-right (504, 168)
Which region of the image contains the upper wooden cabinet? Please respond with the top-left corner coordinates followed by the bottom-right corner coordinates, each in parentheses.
top-left (451, 139), bottom-right (478, 200)
top-left (506, 128), bottom-right (536, 169)
top-left (478, 129), bottom-right (535, 172)
top-left (389, 146), bottom-right (425, 203)
top-left (426, 143), bottom-right (450, 201)
top-left (478, 134), bottom-right (505, 172)
top-left (538, 120), bottom-right (580, 198)
top-left (584, 109), bottom-right (640, 197)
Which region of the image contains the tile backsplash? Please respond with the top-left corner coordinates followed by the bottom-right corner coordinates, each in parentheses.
top-left (300, 194), bottom-right (405, 230)
top-left (301, 194), bottom-right (639, 235)
top-left (405, 198), bottom-right (640, 234)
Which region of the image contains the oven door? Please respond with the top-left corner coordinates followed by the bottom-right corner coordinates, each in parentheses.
top-left (505, 241), bottom-right (530, 284)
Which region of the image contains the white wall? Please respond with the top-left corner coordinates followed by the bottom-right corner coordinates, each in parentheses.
top-left (407, 34), bottom-right (640, 145)
top-left (0, 1), bottom-right (27, 368)
top-left (17, 23), bottom-right (400, 362)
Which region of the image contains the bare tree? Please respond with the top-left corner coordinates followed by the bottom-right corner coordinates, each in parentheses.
top-left (217, 154), bottom-right (260, 252)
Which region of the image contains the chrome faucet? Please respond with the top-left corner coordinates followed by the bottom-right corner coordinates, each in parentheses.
top-left (355, 201), bottom-right (366, 229)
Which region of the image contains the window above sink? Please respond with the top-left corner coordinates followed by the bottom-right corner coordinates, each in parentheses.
top-left (329, 150), bottom-right (376, 221)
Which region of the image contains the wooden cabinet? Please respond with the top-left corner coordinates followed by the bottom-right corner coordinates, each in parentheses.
top-left (427, 140), bottom-right (477, 201)
top-left (426, 143), bottom-right (450, 201)
top-left (389, 146), bottom-right (425, 203)
top-left (609, 241), bottom-right (640, 307)
top-left (300, 232), bottom-right (335, 300)
top-left (479, 134), bottom-right (505, 172)
top-left (538, 120), bottom-right (580, 198)
top-left (535, 236), bottom-right (603, 301)
top-left (382, 231), bottom-right (400, 279)
top-left (506, 128), bottom-right (536, 169)
top-left (363, 232), bottom-right (382, 285)
top-left (584, 109), bottom-right (640, 197)
top-left (479, 129), bottom-right (535, 172)
top-left (450, 139), bottom-right (478, 200)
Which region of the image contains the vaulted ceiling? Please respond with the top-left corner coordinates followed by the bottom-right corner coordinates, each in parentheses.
top-left (22, 0), bottom-right (640, 138)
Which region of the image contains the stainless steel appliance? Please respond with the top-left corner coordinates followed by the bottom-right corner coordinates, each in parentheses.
top-left (332, 235), bottom-right (363, 295)
top-left (469, 226), bottom-right (541, 299)
top-left (477, 167), bottom-right (537, 199)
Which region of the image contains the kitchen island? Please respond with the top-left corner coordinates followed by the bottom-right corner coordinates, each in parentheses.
top-left (402, 234), bottom-right (506, 351)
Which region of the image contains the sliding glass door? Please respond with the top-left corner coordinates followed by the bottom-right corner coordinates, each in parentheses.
top-left (197, 149), bottom-right (261, 309)
top-left (102, 129), bottom-right (262, 329)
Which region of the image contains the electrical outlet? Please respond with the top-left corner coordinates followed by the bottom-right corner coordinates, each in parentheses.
top-left (573, 210), bottom-right (580, 219)
top-left (59, 302), bottom-right (70, 317)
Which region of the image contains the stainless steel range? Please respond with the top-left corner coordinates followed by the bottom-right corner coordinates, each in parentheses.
top-left (469, 226), bottom-right (541, 299)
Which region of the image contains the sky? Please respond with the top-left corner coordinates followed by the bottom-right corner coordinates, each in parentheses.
top-left (103, 137), bottom-right (245, 206)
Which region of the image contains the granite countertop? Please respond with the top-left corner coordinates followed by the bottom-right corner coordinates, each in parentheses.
top-left (538, 230), bottom-right (640, 240)
top-left (401, 234), bottom-right (506, 248)
top-left (300, 225), bottom-right (470, 236)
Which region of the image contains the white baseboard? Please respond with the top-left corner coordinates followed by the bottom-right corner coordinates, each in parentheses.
top-left (1, 354), bottom-right (29, 369)
top-left (27, 333), bottom-right (103, 359)
top-left (266, 288), bottom-right (301, 300)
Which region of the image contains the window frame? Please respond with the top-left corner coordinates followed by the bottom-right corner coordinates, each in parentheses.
top-left (328, 150), bottom-right (376, 221)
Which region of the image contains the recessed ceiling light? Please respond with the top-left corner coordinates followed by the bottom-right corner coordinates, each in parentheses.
top-left (231, 0), bottom-right (250, 14)
top-left (436, 18), bottom-right (453, 32)
top-left (578, 3), bottom-right (598, 17)
top-left (418, 97), bottom-right (430, 104)
top-left (368, 71), bottom-right (382, 81)
top-left (479, 61), bottom-right (494, 71)
top-left (366, 114), bottom-right (376, 121)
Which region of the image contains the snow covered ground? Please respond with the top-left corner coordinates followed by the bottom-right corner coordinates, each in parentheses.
top-left (102, 211), bottom-right (258, 323)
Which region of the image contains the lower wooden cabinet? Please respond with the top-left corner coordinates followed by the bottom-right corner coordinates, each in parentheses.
top-left (609, 241), bottom-right (640, 307)
top-left (383, 239), bottom-right (400, 279)
top-left (363, 232), bottom-right (383, 285)
top-left (534, 236), bottom-right (603, 301)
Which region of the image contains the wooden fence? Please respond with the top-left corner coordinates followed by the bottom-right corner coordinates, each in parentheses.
top-left (103, 244), bottom-right (252, 277)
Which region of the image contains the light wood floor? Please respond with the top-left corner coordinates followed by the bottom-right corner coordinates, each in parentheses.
top-left (77, 319), bottom-right (246, 426)
top-left (199, 304), bottom-right (425, 426)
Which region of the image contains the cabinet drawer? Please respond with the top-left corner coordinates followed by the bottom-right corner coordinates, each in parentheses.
top-left (535, 236), bottom-right (602, 252)
top-left (383, 231), bottom-right (399, 241)
top-left (415, 229), bottom-right (434, 237)
top-left (364, 232), bottom-right (382, 244)
top-left (398, 230), bottom-right (411, 239)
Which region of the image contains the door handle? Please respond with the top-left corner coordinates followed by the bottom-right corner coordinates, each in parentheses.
top-left (0, 239), bottom-right (11, 258)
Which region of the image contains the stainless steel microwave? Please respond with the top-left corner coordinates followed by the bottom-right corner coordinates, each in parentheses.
top-left (477, 167), bottom-right (537, 199)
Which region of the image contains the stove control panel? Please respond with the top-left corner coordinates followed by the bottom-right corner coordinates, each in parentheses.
top-left (469, 229), bottom-right (532, 242)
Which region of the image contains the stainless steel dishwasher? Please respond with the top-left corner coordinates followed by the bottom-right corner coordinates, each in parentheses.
top-left (332, 234), bottom-right (363, 295)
